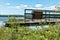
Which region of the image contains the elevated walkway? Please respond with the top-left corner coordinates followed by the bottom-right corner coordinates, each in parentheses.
top-left (5, 19), bottom-right (60, 27)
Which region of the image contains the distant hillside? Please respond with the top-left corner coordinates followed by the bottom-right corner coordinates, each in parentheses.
top-left (0, 15), bottom-right (24, 17)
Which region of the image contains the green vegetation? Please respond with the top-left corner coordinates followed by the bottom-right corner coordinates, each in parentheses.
top-left (0, 17), bottom-right (60, 40)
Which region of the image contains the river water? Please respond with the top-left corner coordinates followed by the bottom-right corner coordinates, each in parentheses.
top-left (0, 17), bottom-right (24, 26)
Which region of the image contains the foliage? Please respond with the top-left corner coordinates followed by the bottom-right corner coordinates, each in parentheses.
top-left (0, 17), bottom-right (60, 40)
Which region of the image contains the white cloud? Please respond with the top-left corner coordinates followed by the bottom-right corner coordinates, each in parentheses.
top-left (8, 6), bottom-right (21, 9)
top-left (8, 4), bottom-right (28, 9)
top-left (8, 4), bottom-right (58, 10)
top-left (27, 5), bottom-right (57, 10)
top-left (19, 4), bottom-right (28, 8)
top-left (15, 6), bottom-right (20, 9)
top-left (21, 4), bottom-right (28, 7)
top-left (43, 5), bottom-right (56, 10)
top-left (8, 6), bottom-right (15, 8)
top-left (6, 3), bottom-right (10, 5)
top-left (35, 4), bottom-right (42, 8)
top-left (15, 4), bottom-right (28, 9)
top-left (24, 5), bottom-right (28, 7)
top-left (1, 4), bottom-right (59, 15)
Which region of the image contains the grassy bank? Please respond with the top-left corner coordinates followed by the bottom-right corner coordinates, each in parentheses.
top-left (0, 17), bottom-right (60, 40)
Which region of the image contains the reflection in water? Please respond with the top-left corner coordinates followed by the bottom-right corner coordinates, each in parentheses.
top-left (28, 25), bottom-right (49, 30)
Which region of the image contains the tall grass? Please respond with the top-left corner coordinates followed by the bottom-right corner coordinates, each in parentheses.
top-left (0, 17), bottom-right (60, 40)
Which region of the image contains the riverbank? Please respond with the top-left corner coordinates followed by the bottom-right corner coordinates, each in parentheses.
top-left (0, 17), bottom-right (60, 40)
top-left (0, 22), bottom-right (60, 40)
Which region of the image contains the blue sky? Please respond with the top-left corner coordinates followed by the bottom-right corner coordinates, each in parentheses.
top-left (0, 0), bottom-right (60, 15)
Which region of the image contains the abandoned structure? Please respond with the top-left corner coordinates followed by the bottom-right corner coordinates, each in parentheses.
top-left (5, 8), bottom-right (60, 26)
top-left (24, 9), bottom-right (60, 23)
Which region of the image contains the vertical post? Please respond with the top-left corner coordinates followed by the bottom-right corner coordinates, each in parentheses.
top-left (32, 10), bottom-right (33, 21)
top-left (49, 12), bottom-right (50, 21)
top-left (45, 11), bottom-right (46, 22)
top-left (24, 9), bottom-right (26, 23)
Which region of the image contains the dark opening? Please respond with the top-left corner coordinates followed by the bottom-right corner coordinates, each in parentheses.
top-left (32, 11), bottom-right (43, 19)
